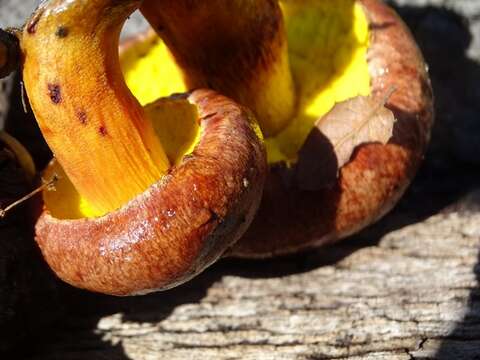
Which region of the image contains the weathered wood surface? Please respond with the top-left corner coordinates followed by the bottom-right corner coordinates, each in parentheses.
top-left (0, 0), bottom-right (479, 359)
top-left (25, 188), bottom-right (480, 360)
top-left (17, 184), bottom-right (480, 358)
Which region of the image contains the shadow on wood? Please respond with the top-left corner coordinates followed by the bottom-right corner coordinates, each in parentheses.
top-left (389, 4), bottom-right (480, 359)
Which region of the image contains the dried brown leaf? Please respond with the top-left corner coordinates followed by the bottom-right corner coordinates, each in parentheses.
top-left (318, 94), bottom-right (395, 168)
top-left (297, 93), bottom-right (395, 191)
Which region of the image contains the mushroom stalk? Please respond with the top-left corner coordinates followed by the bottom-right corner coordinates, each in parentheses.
top-left (141, 0), bottom-right (296, 137)
top-left (22, 0), bottom-right (170, 215)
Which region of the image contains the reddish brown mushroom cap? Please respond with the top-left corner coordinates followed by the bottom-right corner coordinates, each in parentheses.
top-left (35, 89), bottom-right (267, 295)
top-left (229, 0), bottom-right (434, 258)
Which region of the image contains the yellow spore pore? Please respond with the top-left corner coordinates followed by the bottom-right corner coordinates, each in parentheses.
top-left (121, 0), bottom-right (371, 165)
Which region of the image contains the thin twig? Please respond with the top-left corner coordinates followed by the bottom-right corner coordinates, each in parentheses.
top-left (0, 174), bottom-right (58, 218)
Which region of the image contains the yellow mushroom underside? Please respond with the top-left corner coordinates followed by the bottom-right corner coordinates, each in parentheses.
top-left (123, 0), bottom-right (371, 165)
top-left (45, 0), bottom-right (371, 219)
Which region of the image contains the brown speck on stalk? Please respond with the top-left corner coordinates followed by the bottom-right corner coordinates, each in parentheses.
top-left (55, 26), bottom-right (69, 38)
top-left (77, 110), bottom-right (87, 125)
top-left (48, 84), bottom-right (62, 104)
top-left (99, 126), bottom-right (108, 136)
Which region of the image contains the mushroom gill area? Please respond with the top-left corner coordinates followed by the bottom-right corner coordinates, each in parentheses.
top-left (44, 1), bottom-right (370, 220)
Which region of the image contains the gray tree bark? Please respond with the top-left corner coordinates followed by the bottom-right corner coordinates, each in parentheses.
top-left (25, 188), bottom-right (480, 360)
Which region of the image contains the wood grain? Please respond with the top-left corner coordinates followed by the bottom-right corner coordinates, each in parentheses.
top-left (21, 184), bottom-right (480, 360)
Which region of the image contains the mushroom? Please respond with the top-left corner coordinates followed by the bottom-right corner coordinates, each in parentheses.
top-left (20, 0), bottom-right (266, 295)
top-left (120, 0), bottom-right (434, 257)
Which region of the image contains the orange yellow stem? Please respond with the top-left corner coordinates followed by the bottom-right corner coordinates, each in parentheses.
top-left (21, 0), bottom-right (170, 215)
top-left (141, 0), bottom-right (296, 137)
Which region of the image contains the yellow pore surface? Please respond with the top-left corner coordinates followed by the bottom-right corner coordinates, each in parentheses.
top-left (270, 0), bottom-right (371, 164)
top-left (45, 0), bottom-right (370, 219)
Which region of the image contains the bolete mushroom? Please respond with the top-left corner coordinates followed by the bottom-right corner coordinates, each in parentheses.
top-left (120, 0), bottom-right (434, 257)
top-left (20, 0), bottom-right (266, 295)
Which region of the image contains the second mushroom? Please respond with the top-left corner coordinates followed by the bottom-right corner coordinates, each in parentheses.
top-left (121, 0), bottom-right (434, 257)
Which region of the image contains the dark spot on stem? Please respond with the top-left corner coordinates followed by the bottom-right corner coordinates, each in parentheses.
top-left (99, 126), bottom-right (108, 137)
top-left (47, 84), bottom-right (62, 104)
top-left (77, 110), bottom-right (87, 125)
top-left (55, 26), bottom-right (69, 38)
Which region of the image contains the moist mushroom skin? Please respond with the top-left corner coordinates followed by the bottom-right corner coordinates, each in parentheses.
top-left (36, 90), bottom-right (266, 296)
top-left (130, 0), bottom-right (434, 258)
top-left (231, 0), bottom-right (433, 257)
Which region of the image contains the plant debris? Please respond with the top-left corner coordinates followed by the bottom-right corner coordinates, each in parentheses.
top-left (297, 90), bottom-right (396, 190)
